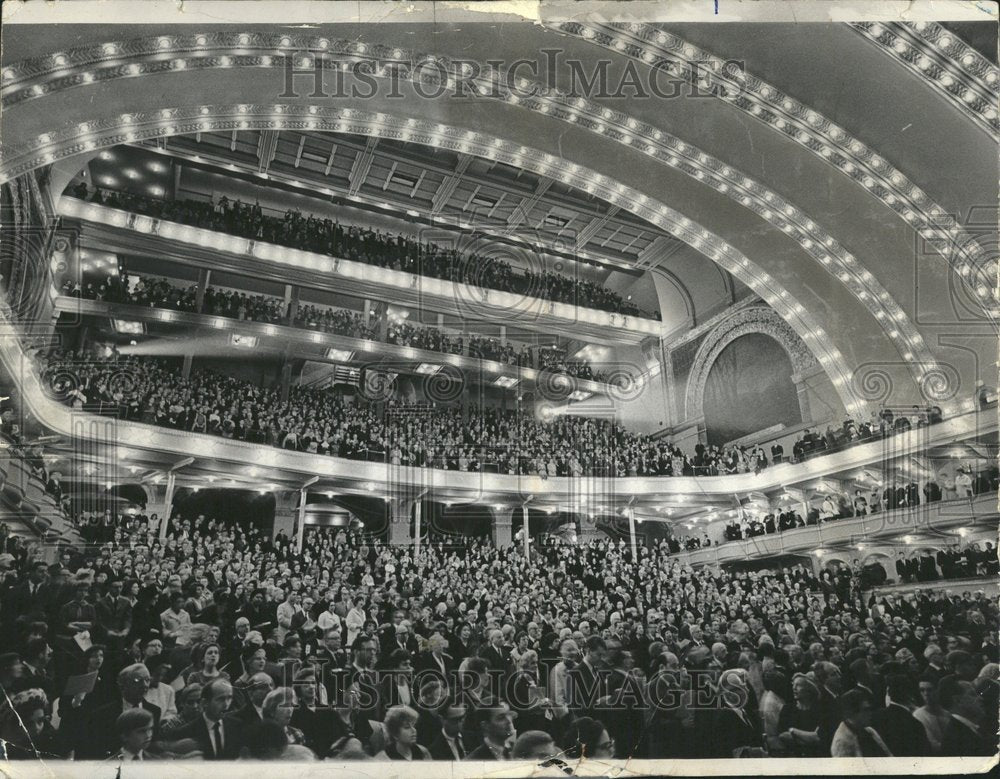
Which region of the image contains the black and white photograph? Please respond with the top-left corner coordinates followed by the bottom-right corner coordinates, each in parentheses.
top-left (0, 0), bottom-right (997, 775)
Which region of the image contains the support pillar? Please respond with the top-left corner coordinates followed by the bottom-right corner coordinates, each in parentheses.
top-left (194, 269), bottom-right (212, 314)
top-left (521, 504), bottom-right (530, 557)
top-left (296, 488), bottom-right (308, 553)
top-left (388, 498), bottom-right (414, 545)
top-left (414, 500), bottom-right (422, 552)
top-left (489, 505), bottom-right (514, 547)
top-left (182, 269), bottom-right (212, 379)
top-left (500, 325), bottom-right (507, 346)
top-left (279, 342), bottom-right (293, 403)
top-left (273, 491), bottom-right (298, 541)
top-left (286, 285), bottom-right (299, 325)
top-left (627, 506), bottom-right (637, 560)
top-left (157, 472), bottom-right (176, 541)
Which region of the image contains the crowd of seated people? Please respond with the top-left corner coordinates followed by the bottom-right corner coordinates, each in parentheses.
top-left (715, 468), bottom-right (995, 548)
top-left (292, 305), bottom-right (372, 338)
top-left (69, 183), bottom-right (660, 320)
top-left (0, 506), bottom-right (996, 762)
top-left (36, 349), bottom-right (964, 484)
top-left (467, 336), bottom-right (532, 367)
top-left (31, 350), bottom-right (728, 479)
top-left (536, 349), bottom-right (594, 381)
top-left (387, 322), bottom-right (464, 355)
top-left (36, 350), bottom-right (669, 477)
top-left (68, 274), bottom-right (600, 382)
top-left (789, 407), bottom-right (945, 462)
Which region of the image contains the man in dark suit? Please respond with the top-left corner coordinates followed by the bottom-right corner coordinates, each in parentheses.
top-left (415, 632), bottom-right (454, 683)
top-left (428, 701), bottom-right (468, 760)
top-left (229, 672), bottom-right (273, 729)
top-left (165, 678), bottom-right (247, 760)
top-left (15, 638), bottom-right (55, 703)
top-left (706, 671), bottom-right (765, 758)
top-left (938, 675), bottom-right (996, 757)
top-left (73, 663), bottom-right (162, 760)
top-left (465, 700), bottom-right (517, 759)
top-left (569, 635), bottom-right (607, 719)
top-left (478, 629), bottom-right (513, 676)
top-left (290, 667), bottom-right (340, 758)
top-left (4, 561), bottom-right (52, 623)
top-left (871, 674), bottom-right (931, 756)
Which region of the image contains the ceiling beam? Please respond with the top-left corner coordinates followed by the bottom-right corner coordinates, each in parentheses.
top-left (410, 169), bottom-right (426, 198)
top-left (573, 206), bottom-right (620, 249)
top-left (347, 136), bottom-right (379, 195)
top-left (505, 176), bottom-right (553, 233)
top-left (430, 154), bottom-right (473, 215)
top-left (256, 130), bottom-right (279, 174)
top-left (382, 161), bottom-right (398, 191)
top-left (323, 142), bottom-right (338, 176)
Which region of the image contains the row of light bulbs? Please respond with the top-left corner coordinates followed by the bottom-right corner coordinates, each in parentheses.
top-left (0, 32), bottom-right (929, 412)
top-left (571, 21), bottom-right (998, 322)
top-left (0, 31), bottom-right (955, 394)
top-left (853, 21), bottom-right (997, 132)
top-left (22, 106), bottom-right (866, 414)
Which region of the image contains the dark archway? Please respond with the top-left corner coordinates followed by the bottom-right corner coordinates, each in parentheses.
top-left (703, 332), bottom-right (801, 447)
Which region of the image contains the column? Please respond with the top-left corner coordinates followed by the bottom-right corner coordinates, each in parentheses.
top-left (626, 506), bottom-right (637, 560)
top-left (286, 285), bottom-right (299, 325)
top-left (279, 343), bottom-right (293, 403)
top-left (194, 269), bottom-right (212, 313)
top-left (499, 325), bottom-right (507, 346)
top-left (521, 504), bottom-right (530, 557)
top-left (414, 500), bottom-right (422, 552)
top-left (489, 505), bottom-right (513, 547)
top-left (388, 498), bottom-right (414, 545)
top-left (157, 472), bottom-right (176, 541)
top-left (273, 491), bottom-right (298, 540)
top-left (181, 270), bottom-right (212, 379)
top-left (296, 488), bottom-right (308, 552)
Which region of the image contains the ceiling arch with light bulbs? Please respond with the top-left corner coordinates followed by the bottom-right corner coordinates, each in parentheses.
top-left (2, 18), bottom-right (996, 415)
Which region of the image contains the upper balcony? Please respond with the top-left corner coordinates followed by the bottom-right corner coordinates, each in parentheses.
top-left (57, 195), bottom-right (663, 346)
top-left (53, 292), bottom-right (625, 401)
top-left (669, 492), bottom-right (998, 568)
top-left (3, 290), bottom-right (994, 516)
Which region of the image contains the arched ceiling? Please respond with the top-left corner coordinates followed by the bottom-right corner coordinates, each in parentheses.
top-left (2, 12), bottom-right (996, 412)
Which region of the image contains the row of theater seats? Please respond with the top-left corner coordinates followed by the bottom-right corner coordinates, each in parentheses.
top-left (0, 432), bottom-right (82, 546)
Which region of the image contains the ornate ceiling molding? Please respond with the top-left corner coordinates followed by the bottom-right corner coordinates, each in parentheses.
top-left (0, 32), bottom-right (939, 390)
top-left (1, 101), bottom-right (868, 415)
top-left (850, 21), bottom-right (998, 135)
top-left (684, 304), bottom-right (818, 422)
top-left (550, 21), bottom-right (998, 320)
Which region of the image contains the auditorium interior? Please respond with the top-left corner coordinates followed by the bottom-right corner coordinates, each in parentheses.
top-left (0, 10), bottom-right (997, 766)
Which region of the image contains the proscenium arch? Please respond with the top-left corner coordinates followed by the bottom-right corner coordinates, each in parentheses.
top-left (16, 105), bottom-right (867, 415)
top-left (0, 32), bottom-right (943, 392)
top-left (685, 304), bottom-right (819, 423)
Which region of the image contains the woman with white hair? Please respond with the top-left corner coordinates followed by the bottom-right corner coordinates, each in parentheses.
top-left (260, 687), bottom-right (308, 748)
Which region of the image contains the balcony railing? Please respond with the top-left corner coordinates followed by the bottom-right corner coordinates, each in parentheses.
top-left (58, 196), bottom-right (663, 340)
top-left (53, 296), bottom-right (620, 397)
top-left (671, 493), bottom-right (997, 567)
